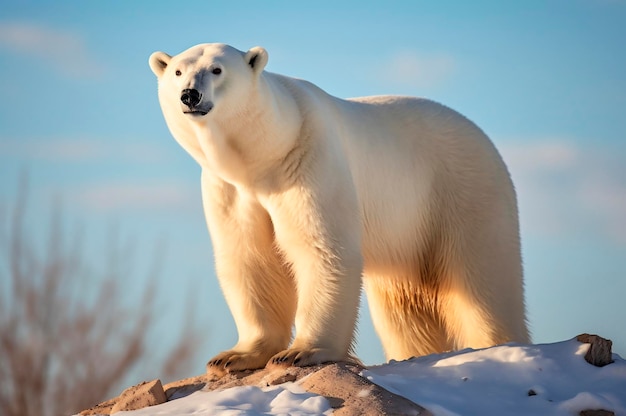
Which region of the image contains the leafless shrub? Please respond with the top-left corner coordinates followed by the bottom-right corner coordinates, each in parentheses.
top-left (0, 179), bottom-right (203, 416)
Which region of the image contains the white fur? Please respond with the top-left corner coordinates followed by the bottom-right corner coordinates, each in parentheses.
top-left (149, 43), bottom-right (529, 376)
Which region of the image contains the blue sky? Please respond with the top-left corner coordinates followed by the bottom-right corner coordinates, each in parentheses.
top-left (1, 0), bottom-right (625, 377)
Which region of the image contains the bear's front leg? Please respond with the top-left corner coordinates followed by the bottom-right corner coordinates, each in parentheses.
top-left (265, 175), bottom-right (363, 368)
top-left (201, 171), bottom-right (296, 378)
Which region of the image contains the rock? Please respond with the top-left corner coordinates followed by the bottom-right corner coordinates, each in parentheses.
top-left (80, 380), bottom-right (168, 415)
top-left (163, 375), bottom-right (208, 400)
top-left (575, 334), bottom-right (617, 416)
top-left (299, 362), bottom-right (430, 416)
top-left (579, 410), bottom-right (615, 416)
top-left (79, 397), bottom-right (117, 416)
top-left (576, 334), bottom-right (614, 367)
top-left (110, 379), bottom-right (166, 414)
top-left (266, 370), bottom-right (298, 386)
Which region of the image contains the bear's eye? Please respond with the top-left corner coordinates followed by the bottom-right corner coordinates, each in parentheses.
top-left (212, 67), bottom-right (222, 75)
top-left (175, 70), bottom-right (182, 76)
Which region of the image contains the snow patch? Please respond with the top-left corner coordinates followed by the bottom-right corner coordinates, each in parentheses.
top-left (118, 383), bottom-right (332, 416)
top-left (118, 339), bottom-right (626, 415)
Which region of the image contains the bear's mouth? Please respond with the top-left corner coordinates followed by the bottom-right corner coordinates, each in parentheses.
top-left (184, 110), bottom-right (210, 116)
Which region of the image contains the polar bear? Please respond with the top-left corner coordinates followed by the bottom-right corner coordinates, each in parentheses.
top-left (149, 43), bottom-right (529, 376)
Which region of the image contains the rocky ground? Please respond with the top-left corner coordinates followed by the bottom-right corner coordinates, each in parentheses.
top-left (80, 361), bottom-right (430, 416)
top-left (79, 334), bottom-right (616, 416)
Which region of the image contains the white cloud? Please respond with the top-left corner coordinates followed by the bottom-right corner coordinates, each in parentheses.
top-left (76, 180), bottom-right (198, 214)
top-left (0, 136), bottom-right (169, 164)
top-left (578, 165), bottom-right (626, 244)
top-left (385, 50), bottom-right (456, 89)
top-left (0, 21), bottom-right (103, 78)
top-left (1, 137), bottom-right (106, 161)
top-left (499, 139), bottom-right (626, 244)
top-left (503, 141), bottom-right (580, 172)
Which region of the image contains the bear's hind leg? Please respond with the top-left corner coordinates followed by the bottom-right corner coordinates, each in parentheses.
top-left (440, 286), bottom-right (502, 350)
top-left (364, 276), bottom-right (452, 361)
top-left (440, 264), bottom-right (529, 350)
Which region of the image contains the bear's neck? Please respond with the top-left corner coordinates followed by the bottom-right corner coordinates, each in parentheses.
top-left (200, 73), bottom-right (304, 192)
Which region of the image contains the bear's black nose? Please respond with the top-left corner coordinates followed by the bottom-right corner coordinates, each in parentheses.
top-left (181, 88), bottom-right (202, 108)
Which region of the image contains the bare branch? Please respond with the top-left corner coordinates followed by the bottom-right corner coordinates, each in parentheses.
top-left (0, 179), bottom-right (205, 416)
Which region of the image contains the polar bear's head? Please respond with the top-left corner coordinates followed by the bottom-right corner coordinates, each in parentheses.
top-left (149, 43), bottom-right (268, 120)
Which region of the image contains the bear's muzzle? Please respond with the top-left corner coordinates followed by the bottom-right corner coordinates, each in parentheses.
top-left (180, 88), bottom-right (213, 115)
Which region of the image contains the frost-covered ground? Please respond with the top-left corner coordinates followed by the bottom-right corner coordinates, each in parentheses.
top-left (120, 339), bottom-right (626, 415)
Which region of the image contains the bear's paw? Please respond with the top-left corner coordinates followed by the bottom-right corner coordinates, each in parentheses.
top-left (206, 349), bottom-right (275, 378)
top-left (267, 347), bottom-right (344, 369)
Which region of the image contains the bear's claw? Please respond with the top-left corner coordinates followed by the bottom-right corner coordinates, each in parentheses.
top-left (267, 347), bottom-right (337, 369)
top-left (206, 349), bottom-right (273, 378)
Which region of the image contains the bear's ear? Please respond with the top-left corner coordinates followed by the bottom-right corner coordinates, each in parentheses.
top-left (245, 46), bottom-right (268, 74)
top-left (149, 51), bottom-right (172, 77)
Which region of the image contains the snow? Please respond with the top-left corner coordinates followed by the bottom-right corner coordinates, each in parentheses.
top-left (119, 383), bottom-right (332, 416)
top-left (364, 340), bottom-right (626, 415)
top-left (119, 339), bottom-right (626, 415)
